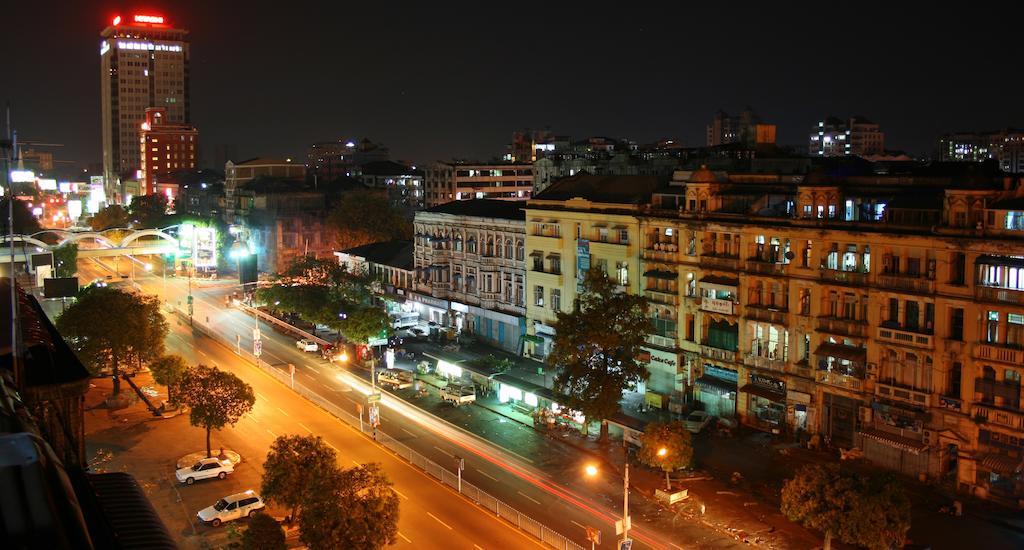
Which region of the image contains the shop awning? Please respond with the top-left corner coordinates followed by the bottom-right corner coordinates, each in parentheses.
top-left (739, 384), bottom-right (785, 402)
top-left (643, 269), bottom-right (678, 280)
top-left (859, 427), bottom-right (929, 455)
top-left (694, 375), bottom-right (737, 393)
top-left (976, 255), bottom-right (1024, 268)
top-left (814, 342), bottom-right (867, 363)
top-left (699, 275), bottom-right (739, 292)
top-left (522, 334), bottom-right (544, 344)
top-left (978, 453), bottom-right (1024, 475)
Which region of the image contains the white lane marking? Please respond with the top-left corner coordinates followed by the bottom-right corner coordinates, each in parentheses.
top-left (306, 365), bottom-right (320, 374)
top-left (266, 428), bottom-right (277, 438)
top-left (198, 350), bottom-right (209, 358)
top-left (276, 407), bottom-right (289, 417)
top-left (475, 468), bottom-right (498, 482)
top-left (670, 544), bottom-right (685, 550)
top-left (433, 445), bottom-right (454, 458)
top-left (398, 532), bottom-right (412, 543)
top-left (570, 520), bottom-right (586, 530)
top-left (256, 392), bottom-right (268, 402)
top-left (426, 512), bottom-right (453, 530)
top-left (352, 459), bottom-right (361, 466)
top-left (393, 488), bottom-right (409, 500)
top-left (298, 423), bottom-right (313, 433)
top-left (401, 427), bottom-right (416, 438)
top-left (326, 442), bottom-right (340, 454)
top-left (517, 491), bottom-right (541, 505)
top-left (474, 546), bottom-right (484, 550)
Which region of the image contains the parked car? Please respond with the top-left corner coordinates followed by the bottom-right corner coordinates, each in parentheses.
top-left (440, 384), bottom-right (476, 406)
top-left (296, 338), bottom-right (319, 352)
top-left (176, 457), bottom-right (235, 485)
top-left (378, 369), bottom-right (415, 390)
top-left (196, 490), bottom-right (266, 527)
top-left (685, 410), bottom-right (713, 433)
top-left (408, 327), bottom-right (426, 338)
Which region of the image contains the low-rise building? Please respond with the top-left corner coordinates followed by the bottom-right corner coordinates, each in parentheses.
top-left (424, 161), bottom-right (533, 207)
top-left (809, 116), bottom-right (885, 157)
top-left (413, 200), bottom-right (526, 353)
top-left (357, 160), bottom-right (424, 212)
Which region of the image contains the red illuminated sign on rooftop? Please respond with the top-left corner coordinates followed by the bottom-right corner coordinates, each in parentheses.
top-left (111, 14), bottom-right (168, 26)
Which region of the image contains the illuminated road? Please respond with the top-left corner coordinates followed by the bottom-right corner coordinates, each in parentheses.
top-left (84, 258), bottom-right (741, 550)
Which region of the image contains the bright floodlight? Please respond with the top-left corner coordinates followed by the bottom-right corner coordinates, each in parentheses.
top-left (338, 351), bottom-right (349, 363)
top-left (584, 464), bottom-right (598, 477)
top-left (144, 263), bottom-right (153, 271)
top-left (657, 447), bottom-right (667, 457)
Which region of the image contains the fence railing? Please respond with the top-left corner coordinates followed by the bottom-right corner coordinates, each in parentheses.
top-left (170, 305), bottom-right (585, 550)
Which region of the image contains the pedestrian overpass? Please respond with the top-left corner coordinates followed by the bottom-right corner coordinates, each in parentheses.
top-left (0, 227), bottom-right (179, 260)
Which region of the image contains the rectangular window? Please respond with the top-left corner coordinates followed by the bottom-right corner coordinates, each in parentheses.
top-left (619, 229), bottom-right (629, 243)
top-left (551, 289), bottom-right (561, 312)
top-left (950, 308), bottom-right (964, 341)
top-left (550, 256), bottom-right (561, 274)
top-left (888, 298), bottom-right (900, 324)
top-left (534, 286), bottom-right (544, 307)
top-left (616, 262), bottom-right (629, 286)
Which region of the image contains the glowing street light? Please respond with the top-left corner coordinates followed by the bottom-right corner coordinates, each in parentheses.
top-left (657, 447), bottom-right (667, 457)
top-left (584, 464), bottom-right (598, 477)
top-left (583, 461), bottom-right (630, 544)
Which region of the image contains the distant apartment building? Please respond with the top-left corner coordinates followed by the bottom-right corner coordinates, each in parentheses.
top-left (424, 161), bottom-right (533, 207)
top-left (938, 129), bottom-right (1024, 173)
top-left (100, 13), bottom-right (190, 202)
top-left (139, 107), bottom-right (197, 198)
top-left (506, 129), bottom-right (561, 163)
top-left (809, 116), bottom-right (885, 157)
top-left (357, 160), bottom-right (424, 211)
top-left (707, 107), bottom-right (777, 147)
top-left (307, 138), bottom-right (390, 182)
top-left (224, 158), bottom-right (305, 222)
top-left (412, 200), bottom-right (527, 353)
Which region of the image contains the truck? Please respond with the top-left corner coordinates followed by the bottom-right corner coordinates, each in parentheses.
top-left (440, 384), bottom-right (476, 407)
top-left (391, 312), bottom-right (419, 330)
top-left (377, 369), bottom-right (414, 390)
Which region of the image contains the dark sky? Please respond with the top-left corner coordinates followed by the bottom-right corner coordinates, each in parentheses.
top-left (4, 1), bottom-right (1024, 171)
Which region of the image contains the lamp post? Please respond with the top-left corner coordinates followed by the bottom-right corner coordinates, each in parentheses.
top-left (584, 461), bottom-right (630, 545)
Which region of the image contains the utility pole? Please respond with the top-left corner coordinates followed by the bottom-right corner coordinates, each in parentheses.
top-left (4, 103), bottom-right (21, 386)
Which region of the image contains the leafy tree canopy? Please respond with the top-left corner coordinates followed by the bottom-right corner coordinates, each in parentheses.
top-left (261, 435), bottom-right (338, 523)
top-left (550, 268), bottom-right (651, 439)
top-left (241, 512), bottom-right (286, 550)
top-left (298, 462), bottom-right (400, 550)
top-left (177, 365), bottom-right (255, 457)
top-left (149, 354), bottom-right (189, 405)
top-left (0, 197), bottom-right (41, 234)
top-left (89, 204), bottom-right (129, 231)
top-left (52, 242), bottom-right (78, 278)
top-left (327, 188), bottom-right (412, 251)
top-left (127, 193), bottom-right (169, 228)
top-left (637, 421), bottom-right (693, 489)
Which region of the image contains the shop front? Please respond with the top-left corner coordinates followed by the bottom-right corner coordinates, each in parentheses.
top-left (527, 322), bottom-right (556, 360)
top-left (408, 292), bottom-right (449, 327)
top-left (739, 373), bottom-right (786, 433)
top-left (641, 347), bottom-right (682, 410)
top-left (695, 364), bottom-right (737, 419)
top-left (786, 389), bottom-right (813, 437)
top-left (468, 305), bottom-right (524, 354)
top-left (822, 392), bottom-right (860, 448)
top-left (857, 400), bottom-right (932, 478)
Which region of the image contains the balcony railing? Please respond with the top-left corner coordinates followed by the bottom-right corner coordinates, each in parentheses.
top-left (430, 249), bottom-right (451, 261)
top-left (816, 370), bottom-right (864, 392)
top-left (745, 259), bottom-right (786, 276)
top-left (819, 268), bottom-right (868, 285)
top-left (700, 255), bottom-right (740, 271)
top-left (701, 344), bottom-right (737, 363)
top-left (876, 273), bottom-right (936, 294)
top-left (744, 353), bottom-right (787, 372)
top-left (815, 316), bottom-right (868, 338)
top-left (877, 326), bottom-right (934, 349)
top-left (875, 379), bottom-right (931, 407)
top-left (700, 298), bottom-right (736, 315)
top-left (646, 334), bottom-right (677, 349)
top-left (644, 289), bottom-right (680, 306)
top-left (974, 342), bottom-right (1024, 365)
top-left (976, 285), bottom-right (1024, 305)
top-left (642, 248), bottom-right (682, 263)
top-left (972, 403), bottom-right (1024, 431)
top-left (745, 305), bottom-right (787, 325)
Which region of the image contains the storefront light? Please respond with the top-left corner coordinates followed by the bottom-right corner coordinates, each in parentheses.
top-left (524, 392), bottom-right (538, 407)
top-left (436, 360), bottom-right (462, 379)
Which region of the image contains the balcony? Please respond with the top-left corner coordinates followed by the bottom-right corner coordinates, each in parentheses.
top-left (975, 378), bottom-right (1022, 404)
top-left (700, 255), bottom-right (740, 271)
top-left (745, 305), bottom-right (787, 325)
top-left (480, 290), bottom-right (501, 302)
top-left (816, 370), bottom-right (864, 392)
top-left (815, 316), bottom-right (868, 338)
top-left (976, 285), bottom-right (1024, 305)
top-left (479, 255), bottom-right (511, 268)
top-left (972, 403), bottom-right (1024, 431)
top-left (876, 273), bottom-right (936, 294)
top-left (744, 353), bottom-right (787, 372)
top-left (974, 342), bottom-right (1024, 365)
top-left (877, 326), bottom-right (934, 349)
top-left (938, 395), bottom-right (964, 413)
top-left (745, 259), bottom-right (786, 276)
top-left (700, 298), bottom-right (736, 315)
top-left (875, 379), bottom-right (931, 407)
top-left (701, 344), bottom-right (737, 363)
top-left (529, 233), bottom-right (563, 246)
top-left (644, 288), bottom-right (680, 306)
top-left (642, 247), bottom-right (682, 263)
top-left (819, 268), bottom-right (868, 285)
top-left (429, 248), bottom-right (451, 262)
top-left (646, 334), bottom-right (677, 349)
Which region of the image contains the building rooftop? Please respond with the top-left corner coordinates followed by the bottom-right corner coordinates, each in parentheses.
top-left (533, 174), bottom-right (667, 204)
top-left (340, 240), bottom-right (414, 271)
top-left (360, 160), bottom-right (423, 177)
top-left (424, 199), bottom-right (526, 220)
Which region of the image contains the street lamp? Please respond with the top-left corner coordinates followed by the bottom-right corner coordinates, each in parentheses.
top-left (584, 462), bottom-right (630, 545)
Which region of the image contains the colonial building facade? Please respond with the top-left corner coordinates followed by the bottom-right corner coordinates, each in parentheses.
top-left (413, 200), bottom-right (527, 353)
top-left (525, 168), bottom-right (1024, 504)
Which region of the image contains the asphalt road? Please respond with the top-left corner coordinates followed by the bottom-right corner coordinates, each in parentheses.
top-left (77, 257), bottom-right (741, 549)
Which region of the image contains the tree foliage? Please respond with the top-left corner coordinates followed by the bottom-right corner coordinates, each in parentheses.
top-left (89, 204), bottom-right (129, 230)
top-left (56, 285), bottom-right (167, 395)
top-left (177, 365), bottom-right (255, 457)
top-left (327, 189), bottom-right (412, 250)
top-left (781, 464), bottom-right (911, 550)
top-left (298, 462), bottom-right (400, 550)
top-left (127, 193), bottom-right (169, 228)
top-left (0, 197), bottom-right (41, 234)
top-left (338, 305), bottom-right (390, 344)
top-left (637, 421), bottom-right (693, 489)
top-left (149, 354), bottom-right (189, 406)
top-left (241, 510), bottom-right (286, 550)
top-left (52, 242), bottom-right (78, 277)
top-left (261, 435), bottom-right (339, 523)
top-left (549, 268), bottom-right (651, 440)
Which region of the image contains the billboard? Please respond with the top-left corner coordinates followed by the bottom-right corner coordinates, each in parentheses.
top-left (43, 277), bottom-right (79, 298)
top-left (576, 239), bottom-right (590, 293)
top-left (178, 223), bottom-right (218, 269)
top-left (37, 178), bottom-right (57, 191)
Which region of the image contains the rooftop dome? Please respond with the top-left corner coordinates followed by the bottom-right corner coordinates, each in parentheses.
top-left (688, 165), bottom-right (718, 184)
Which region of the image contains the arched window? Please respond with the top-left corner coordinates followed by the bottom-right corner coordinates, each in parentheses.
top-left (516, 240), bottom-right (524, 261)
top-left (467, 237), bottom-right (477, 254)
top-left (506, 239), bottom-right (514, 259)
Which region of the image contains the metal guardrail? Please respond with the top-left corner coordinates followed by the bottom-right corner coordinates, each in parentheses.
top-left (171, 304), bottom-right (585, 550)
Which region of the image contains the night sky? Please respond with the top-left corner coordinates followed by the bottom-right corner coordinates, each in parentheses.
top-left (5, 1), bottom-right (1024, 171)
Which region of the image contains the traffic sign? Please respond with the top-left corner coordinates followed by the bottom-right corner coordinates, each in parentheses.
top-left (614, 516), bottom-right (631, 535)
top-left (187, 295), bottom-right (193, 304)
top-left (367, 393), bottom-right (381, 403)
top-left (368, 404), bottom-right (380, 427)
top-left (455, 456), bottom-right (465, 471)
top-left (619, 539), bottom-right (632, 550)
top-left (253, 328), bottom-right (261, 340)
top-left (585, 527), bottom-right (602, 544)
top-left (254, 339), bottom-right (262, 357)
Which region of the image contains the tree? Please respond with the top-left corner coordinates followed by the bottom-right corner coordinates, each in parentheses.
top-left (52, 242), bottom-right (78, 277)
top-left (549, 268), bottom-right (652, 441)
top-left (127, 193), bottom-right (169, 228)
top-left (780, 464), bottom-right (911, 550)
top-left (241, 513), bottom-right (286, 550)
top-left (0, 197), bottom-right (41, 234)
top-left (337, 305), bottom-right (391, 345)
top-left (637, 421), bottom-right (693, 490)
top-left (56, 285), bottom-right (167, 396)
top-left (298, 462), bottom-right (400, 550)
top-left (261, 435), bottom-right (339, 524)
top-left (327, 189), bottom-right (412, 250)
top-left (177, 365), bottom-right (255, 457)
top-left (89, 204), bottom-right (129, 230)
top-left (149, 354), bottom-right (189, 406)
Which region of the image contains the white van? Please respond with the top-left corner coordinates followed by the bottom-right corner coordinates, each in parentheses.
top-left (391, 312), bottom-right (419, 330)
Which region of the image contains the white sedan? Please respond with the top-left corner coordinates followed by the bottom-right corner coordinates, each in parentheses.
top-left (296, 338), bottom-right (319, 352)
top-left (176, 457), bottom-right (234, 485)
top-left (685, 410), bottom-right (713, 433)
top-left (197, 490), bottom-right (266, 527)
